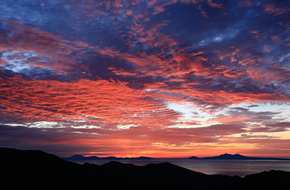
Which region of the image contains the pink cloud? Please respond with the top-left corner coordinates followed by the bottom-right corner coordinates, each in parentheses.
top-left (207, 0), bottom-right (223, 8)
top-left (263, 3), bottom-right (290, 16)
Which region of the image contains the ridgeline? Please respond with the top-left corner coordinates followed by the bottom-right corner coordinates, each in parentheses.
top-left (1, 147), bottom-right (289, 190)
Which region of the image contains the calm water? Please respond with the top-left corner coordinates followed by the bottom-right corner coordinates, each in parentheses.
top-left (71, 159), bottom-right (290, 177)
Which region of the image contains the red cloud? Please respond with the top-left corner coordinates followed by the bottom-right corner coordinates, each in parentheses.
top-left (0, 75), bottom-right (181, 127)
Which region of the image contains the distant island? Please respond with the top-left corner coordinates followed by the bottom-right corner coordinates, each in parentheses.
top-left (188, 153), bottom-right (290, 160)
top-left (63, 154), bottom-right (153, 161)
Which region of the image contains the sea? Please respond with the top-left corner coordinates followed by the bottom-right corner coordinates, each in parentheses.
top-left (70, 158), bottom-right (290, 177)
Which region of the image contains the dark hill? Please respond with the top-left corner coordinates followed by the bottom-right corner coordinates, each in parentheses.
top-left (1, 147), bottom-right (290, 190)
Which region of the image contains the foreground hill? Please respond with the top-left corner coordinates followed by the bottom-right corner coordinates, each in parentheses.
top-left (1, 147), bottom-right (289, 190)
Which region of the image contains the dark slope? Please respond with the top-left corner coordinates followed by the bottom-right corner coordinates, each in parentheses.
top-left (1, 147), bottom-right (290, 190)
top-left (0, 147), bottom-right (104, 190)
top-left (243, 170), bottom-right (290, 190)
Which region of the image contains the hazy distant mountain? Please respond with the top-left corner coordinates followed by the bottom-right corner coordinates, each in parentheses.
top-left (1, 146), bottom-right (290, 190)
top-left (64, 154), bottom-right (100, 160)
top-left (188, 153), bottom-right (290, 160)
top-left (63, 154), bottom-right (152, 161)
top-left (64, 153), bottom-right (290, 161)
top-left (203, 153), bottom-right (248, 159)
top-left (187, 156), bottom-right (200, 159)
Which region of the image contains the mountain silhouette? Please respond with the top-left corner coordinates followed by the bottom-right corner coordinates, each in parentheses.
top-left (189, 153), bottom-right (290, 160)
top-left (63, 154), bottom-right (152, 160)
top-left (65, 154), bottom-right (100, 160)
top-left (1, 147), bottom-right (290, 190)
top-left (65, 153), bottom-right (289, 161)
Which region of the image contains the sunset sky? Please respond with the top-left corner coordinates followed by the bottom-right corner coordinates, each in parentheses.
top-left (1, 0), bottom-right (290, 158)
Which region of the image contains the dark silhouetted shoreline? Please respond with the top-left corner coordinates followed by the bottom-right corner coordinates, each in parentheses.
top-left (1, 147), bottom-right (290, 190)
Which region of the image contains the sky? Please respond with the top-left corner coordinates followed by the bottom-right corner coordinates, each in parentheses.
top-left (1, 0), bottom-right (290, 158)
